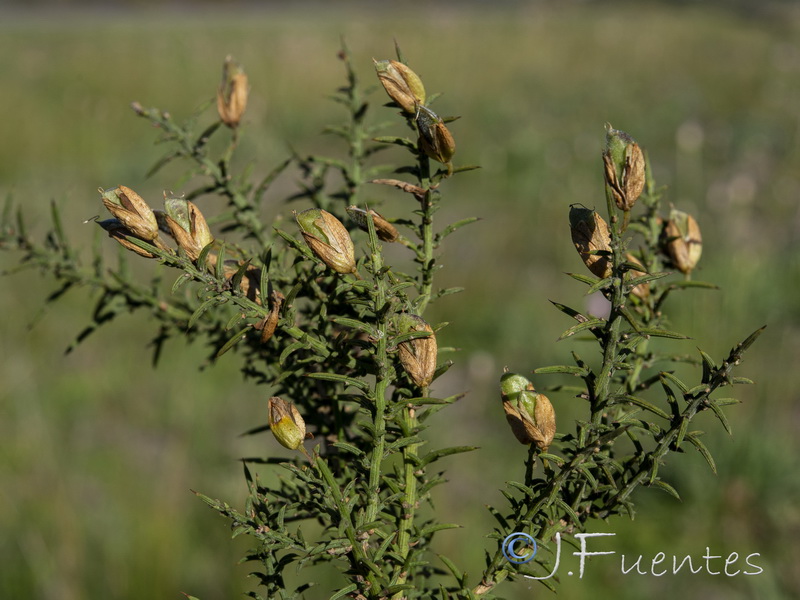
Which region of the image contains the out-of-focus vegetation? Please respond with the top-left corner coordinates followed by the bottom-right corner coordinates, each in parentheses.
top-left (1, 3), bottom-right (798, 599)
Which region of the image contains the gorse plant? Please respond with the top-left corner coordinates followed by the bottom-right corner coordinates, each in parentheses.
top-left (0, 43), bottom-right (763, 599)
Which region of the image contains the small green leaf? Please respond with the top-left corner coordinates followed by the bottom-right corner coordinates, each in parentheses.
top-left (670, 280), bottom-right (719, 290)
top-left (586, 275), bottom-right (613, 296)
top-left (279, 340), bottom-right (305, 366)
top-left (224, 311), bottom-right (244, 332)
top-left (675, 418), bottom-right (689, 447)
top-left (636, 328), bottom-right (690, 340)
top-left (712, 397), bottom-right (741, 406)
top-left (549, 301), bottom-right (589, 322)
top-left (330, 316), bottom-right (375, 336)
top-left (539, 453), bottom-right (565, 465)
top-left (215, 243), bottom-right (227, 281)
top-left (373, 135), bottom-right (416, 149)
top-left (507, 481), bottom-right (534, 496)
top-left (391, 329), bottom-right (433, 346)
top-left (438, 217), bottom-right (481, 239)
top-left (577, 464), bottom-right (598, 489)
top-left (252, 158), bottom-right (292, 204)
top-left (196, 240), bottom-right (215, 271)
top-left (626, 271), bottom-right (670, 288)
top-left (436, 554), bottom-right (464, 583)
top-left (660, 371), bottom-right (689, 394)
top-left (305, 372), bottom-right (370, 391)
top-left (188, 297), bottom-right (219, 330)
top-left (451, 164), bottom-right (481, 174)
top-left (533, 365), bottom-right (590, 376)
top-left (686, 432), bottom-right (717, 474)
top-left (215, 327), bottom-right (249, 358)
top-left (622, 395), bottom-right (671, 420)
top-left (434, 286), bottom-right (465, 299)
top-left (650, 479), bottom-right (681, 501)
top-left (274, 227), bottom-right (314, 258)
top-left (687, 383), bottom-right (711, 397)
top-left (419, 523), bottom-right (461, 538)
top-left (558, 318), bottom-right (605, 341)
top-left (329, 584), bottom-right (359, 600)
top-left (229, 258), bottom-right (252, 293)
top-left (566, 272), bottom-right (601, 287)
top-left (707, 400), bottom-right (732, 435)
top-left (171, 272), bottom-right (192, 295)
top-left (146, 151), bottom-right (179, 178)
top-left (698, 348), bottom-right (716, 384)
top-left (419, 445), bottom-right (478, 467)
top-left (554, 497), bottom-right (580, 525)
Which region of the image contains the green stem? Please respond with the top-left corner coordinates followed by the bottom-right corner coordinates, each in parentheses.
top-left (365, 216), bottom-right (389, 526)
top-left (593, 188), bottom-right (626, 421)
top-left (392, 395), bottom-right (422, 597)
top-left (415, 157), bottom-right (435, 314)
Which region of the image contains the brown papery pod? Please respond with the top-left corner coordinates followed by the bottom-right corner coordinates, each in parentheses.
top-left (603, 125), bottom-right (646, 212)
top-left (500, 372), bottom-right (556, 450)
top-left (100, 185), bottom-right (159, 242)
top-left (345, 205), bottom-right (399, 242)
top-left (663, 209), bottom-right (703, 274)
top-left (217, 56), bottom-right (249, 128)
top-left (395, 314), bottom-right (437, 388)
top-left (373, 59), bottom-right (426, 114)
top-left (569, 206), bottom-right (612, 278)
top-left (296, 208), bottom-right (357, 275)
top-left (258, 290), bottom-right (285, 344)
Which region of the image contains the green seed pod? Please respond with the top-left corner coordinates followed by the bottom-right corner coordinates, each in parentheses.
top-left (373, 59), bottom-right (426, 114)
top-left (500, 372), bottom-right (556, 450)
top-left (603, 124), bottom-right (645, 212)
top-left (415, 105), bottom-right (456, 165)
top-left (395, 314), bottom-right (437, 388)
top-left (569, 206), bottom-right (612, 278)
top-left (296, 208), bottom-right (357, 275)
top-left (268, 396), bottom-right (306, 451)
top-left (163, 195), bottom-right (214, 262)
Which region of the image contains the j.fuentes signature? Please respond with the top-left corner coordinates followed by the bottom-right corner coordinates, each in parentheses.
top-left (503, 532), bottom-right (763, 579)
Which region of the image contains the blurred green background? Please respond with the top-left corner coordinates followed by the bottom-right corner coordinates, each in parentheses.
top-left (2, 2), bottom-right (799, 599)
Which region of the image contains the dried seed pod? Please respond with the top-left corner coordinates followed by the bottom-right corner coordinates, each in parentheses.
top-left (257, 290), bottom-right (285, 344)
top-left (345, 205), bottom-right (399, 242)
top-left (415, 105), bottom-right (456, 165)
top-left (296, 208), bottom-right (357, 275)
top-left (500, 372), bottom-right (556, 450)
top-left (373, 59), bottom-right (426, 114)
top-left (100, 185), bottom-right (159, 242)
top-left (625, 253), bottom-right (650, 300)
top-left (220, 260), bottom-right (261, 302)
top-left (97, 218), bottom-right (157, 258)
top-left (663, 208), bottom-right (702, 274)
top-left (569, 206), bottom-right (612, 278)
top-left (217, 55), bottom-right (248, 128)
top-left (395, 314), bottom-right (437, 388)
top-left (163, 196), bottom-right (214, 262)
top-left (268, 397), bottom-right (306, 451)
top-left (603, 124), bottom-right (646, 212)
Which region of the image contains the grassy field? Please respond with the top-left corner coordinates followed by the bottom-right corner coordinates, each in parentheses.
top-left (1, 3), bottom-right (799, 599)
